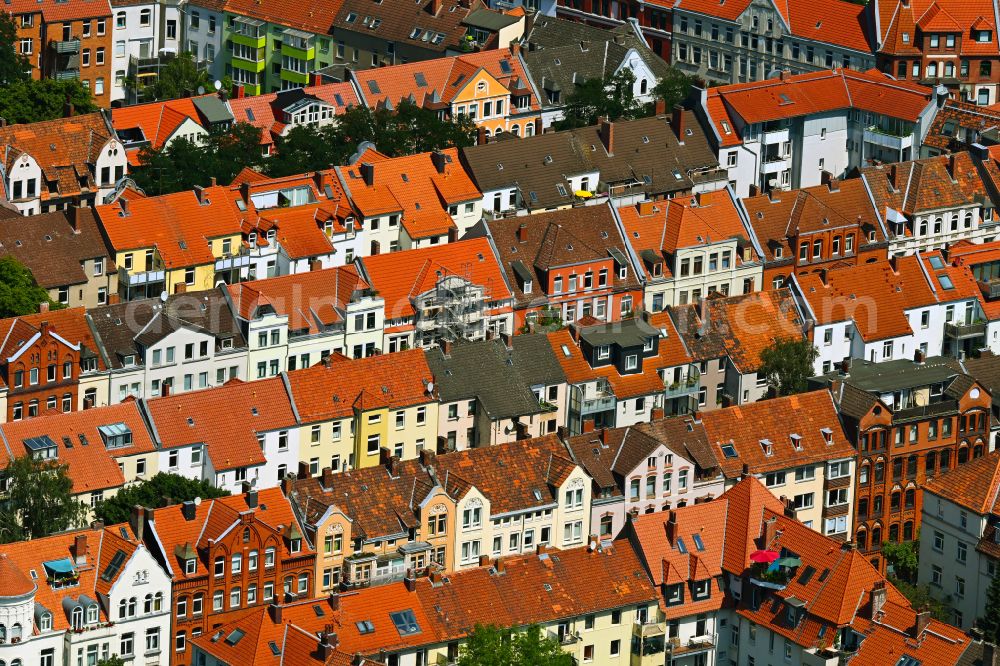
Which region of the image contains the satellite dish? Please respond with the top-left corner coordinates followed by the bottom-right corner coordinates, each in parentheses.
top-left (159, 291), bottom-right (168, 303)
top-left (194, 496), bottom-right (202, 506)
top-left (213, 80), bottom-right (223, 91)
top-left (197, 85), bottom-right (205, 95)
top-left (425, 381), bottom-right (434, 393)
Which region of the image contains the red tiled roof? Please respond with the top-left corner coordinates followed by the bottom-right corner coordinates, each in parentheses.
top-left (923, 450), bottom-right (1000, 514)
top-left (228, 83), bottom-right (360, 146)
top-left (359, 237), bottom-right (510, 319)
top-left (146, 378), bottom-right (296, 471)
top-left (111, 96), bottom-right (209, 164)
top-left (6, 0), bottom-right (111, 20)
top-left (222, 0), bottom-right (343, 33)
top-left (877, 0), bottom-right (1000, 57)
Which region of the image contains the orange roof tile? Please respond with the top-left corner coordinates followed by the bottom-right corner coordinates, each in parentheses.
top-left (146, 378), bottom-right (296, 471)
top-left (923, 450), bottom-right (1000, 514)
top-left (6, 0), bottom-right (111, 21)
top-left (228, 83), bottom-right (360, 146)
top-left (111, 96), bottom-right (208, 153)
top-left (877, 0), bottom-right (1000, 57)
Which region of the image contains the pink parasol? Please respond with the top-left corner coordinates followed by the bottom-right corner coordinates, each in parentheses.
top-left (749, 550), bottom-right (779, 564)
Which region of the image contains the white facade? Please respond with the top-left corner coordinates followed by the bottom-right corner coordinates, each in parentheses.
top-left (110, 0), bottom-right (183, 103)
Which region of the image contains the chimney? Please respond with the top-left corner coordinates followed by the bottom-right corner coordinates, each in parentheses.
top-left (360, 162), bottom-right (375, 186)
top-left (841, 539), bottom-right (856, 551)
top-left (665, 511), bottom-right (677, 544)
top-left (419, 448), bottom-right (437, 467)
top-left (556, 425), bottom-right (569, 441)
top-left (599, 117), bottom-right (614, 155)
top-left (582, 419), bottom-right (595, 433)
top-left (268, 603), bottom-right (283, 624)
top-left (235, 84), bottom-right (246, 99)
top-left (598, 428), bottom-right (608, 444)
top-left (246, 488), bottom-right (259, 509)
top-left (311, 72), bottom-right (323, 87)
top-left (947, 153), bottom-right (958, 180)
top-left (478, 554), bottom-right (490, 567)
top-left (914, 348), bottom-right (925, 365)
top-left (173, 282), bottom-right (187, 295)
top-left (441, 339), bottom-right (452, 356)
top-left (477, 125), bottom-right (487, 145)
top-left (74, 534), bottom-right (87, 564)
top-left (67, 206), bottom-right (81, 232)
top-left (310, 259), bottom-right (322, 272)
top-left (671, 105), bottom-right (685, 142)
top-left (404, 570), bottom-right (417, 592)
top-left (499, 331), bottom-right (512, 350)
top-left (431, 150), bottom-right (447, 174)
top-left (329, 594), bottom-right (340, 611)
top-left (818, 268), bottom-right (828, 285)
top-left (748, 184), bottom-right (759, 197)
top-left (119, 198), bottom-right (130, 217)
top-left (239, 181), bottom-right (251, 205)
top-left (194, 185), bottom-right (207, 204)
top-left (0, 118), bottom-right (6, 127)
top-left (869, 581), bottom-right (887, 618)
top-left (983, 643), bottom-right (999, 666)
top-left (64, 100), bottom-right (75, 118)
top-left (821, 171), bottom-right (838, 192)
top-left (840, 358), bottom-right (851, 376)
top-left (779, 69), bottom-right (791, 81)
top-left (429, 0), bottom-right (442, 14)
top-left (371, 240), bottom-right (381, 255)
top-left (281, 475), bottom-right (295, 496)
top-left (321, 466), bottom-right (335, 489)
top-left (516, 223), bottom-right (528, 243)
top-left (914, 610), bottom-right (931, 637)
top-left (447, 226), bottom-right (458, 243)
top-left (298, 461), bottom-right (312, 480)
top-left (889, 254), bottom-right (899, 274)
top-left (181, 500), bottom-right (197, 521)
top-left (318, 630), bottom-right (338, 659)
top-left (654, 98), bottom-right (666, 115)
top-left (39, 302), bottom-right (50, 314)
top-left (651, 407), bottom-right (664, 420)
top-left (129, 505), bottom-right (146, 542)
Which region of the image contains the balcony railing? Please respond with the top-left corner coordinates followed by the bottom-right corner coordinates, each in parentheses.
top-left (581, 394), bottom-right (616, 414)
top-left (944, 320), bottom-right (986, 339)
top-left (892, 399), bottom-right (959, 423)
top-left (978, 279), bottom-right (1000, 300)
top-left (54, 39), bottom-right (80, 54)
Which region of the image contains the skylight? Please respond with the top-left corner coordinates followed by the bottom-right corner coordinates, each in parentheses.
top-left (692, 534), bottom-right (705, 551)
top-left (389, 610), bottom-right (421, 636)
top-left (720, 444), bottom-right (738, 459)
top-left (938, 274), bottom-right (954, 289)
top-left (676, 537), bottom-right (688, 554)
top-left (928, 255), bottom-right (945, 269)
top-left (224, 629), bottom-right (246, 646)
top-left (101, 550), bottom-right (127, 582)
top-left (356, 620), bottom-right (375, 634)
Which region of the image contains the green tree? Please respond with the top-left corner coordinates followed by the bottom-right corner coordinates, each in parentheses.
top-left (0, 78), bottom-right (96, 124)
top-left (979, 572), bottom-right (1000, 644)
top-left (269, 124), bottom-right (350, 177)
top-left (333, 101), bottom-right (477, 157)
top-left (456, 625), bottom-right (574, 666)
top-left (0, 456), bottom-right (89, 543)
top-left (652, 68), bottom-right (697, 112)
top-left (0, 256), bottom-right (59, 318)
top-left (758, 336), bottom-right (820, 397)
top-left (882, 538), bottom-right (919, 583)
top-left (555, 69), bottom-right (645, 130)
top-left (889, 578), bottom-right (950, 622)
top-left (96, 657), bottom-right (127, 666)
top-left (141, 52), bottom-right (211, 101)
top-left (0, 10), bottom-right (29, 86)
top-left (93, 473), bottom-right (229, 525)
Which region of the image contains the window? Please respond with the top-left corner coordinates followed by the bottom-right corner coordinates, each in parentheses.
top-left (145, 627), bottom-right (160, 653)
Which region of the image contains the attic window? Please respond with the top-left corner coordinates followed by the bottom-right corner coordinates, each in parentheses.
top-left (938, 275), bottom-right (954, 290)
top-left (721, 121), bottom-right (731, 134)
top-left (820, 427), bottom-right (833, 444)
top-left (560, 345), bottom-right (570, 357)
top-left (533, 489), bottom-right (543, 500)
top-left (676, 537), bottom-right (688, 554)
top-left (642, 136), bottom-right (649, 144)
top-left (346, 12), bottom-right (357, 22)
top-left (692, 533), bottom-right (705, 551)
top-left (759, 439), bottom-right (773, 456)
top-left (496, 163), bottom-right (504, 171)
top-left (356, 621), bottom-right (375, 634)
top-left (224, 629), bottom-right (246, 646)
top-left (268, 642), bottom-right (281, 656)
top-left (410, 28), bottom-right (422, 38)
top-left (556, 184), bottom-right (567, 196)
top-left (543, 583), bottom-right (553, 591)
top-left (672, 170), bottom-right (682, 180)
top-left (720, 443), bottom-right (737, 459)
top-left (789, 433), bottom-right (802, 451)
top-left (389, 610), bottom-right (421, 636)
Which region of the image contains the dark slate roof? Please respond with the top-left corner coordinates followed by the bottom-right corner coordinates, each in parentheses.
top-left (0, 209), bottom-right (112, 289)
top-left (522, 17), bottom-right (673, 110)
top-left (633, 416), bottom-right (718, 473)
top-left (959, 351), bottom-right (1000, 397)
top-left (425, 334), bottom-right (564, 420)
top-left (462, 7), bottom-right (520, 30)
top-left (87, 287), bottom-right (246, 369)
top-left (192, 95), bottom-right (234, 125)
top-left (811, 356), bottom-right (963, 393)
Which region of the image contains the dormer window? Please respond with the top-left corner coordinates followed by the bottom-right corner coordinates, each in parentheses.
top-left (86, 604), bottom-right (99, 624)
top-left (597, 345), bottom-right (610, 360)
top-left (185, 559), bottom-right (196, 575)
top-left (760, 439), bottom-right (773, 456)
top-left (666, 583), bottom-right (683, 604)
top-left (821, 427), bottom-right (833, 444)
top-left (643, 338), bottom-right (654, 352)
top-left (652, 262), bottom-right (662, 277)
top-left (39, 612), bottom-right (52, 631)
top-left (789, 433), bottom-right (802, 451)
top-left (692, 580), bottom-right (710, 599)
top-left (290, 538), bottom-right (301, 553)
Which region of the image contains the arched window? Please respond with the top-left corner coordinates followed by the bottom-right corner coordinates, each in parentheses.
top-left (153, 591), bottom-right (163, 612)
top-left (640, 79), bottom-right (648, 94)
top-left (525, 122), bottom-right (535, 137)
top-left (903, 521), bottom-right (914, 541)
top-left (71, 607), bottom-right (83, 629)
top-left (925, 451), bottom-right (936, 475)
top-left (144, 593), bottom-right (153, 614)
top-left (974, 443), bottom-right (985, 458)
top-left (871, 526), bottom-right (882, 546)
top-left (243, 527), bottom-right (251, 543)
top-left (888, 523), bottom-right (899, 542)
top-left (874, 461), bottom-right (885, 482)
top-left (128, 597), bottom-right (136, 617)
top-left (890, 490), bottom-right (901, 512)
top-left (86, 604), bottom-right (98, 624)
top-left (298, 572), bottom-right (308, 594)
top-left (958, 445), bottom-right (969, 464)
top-left (904, 488), bottom-right (915, 509)
top-left (511, 124), bottom-right (520, 137)
top-left (0, 624), bottom-right (6, 640)
top-left (856, 527), bottom-right (868, 551)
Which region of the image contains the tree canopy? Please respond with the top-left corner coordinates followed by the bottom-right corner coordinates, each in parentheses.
top-left (0, 78), bottom-right (97, 125)
top-left (0, 10), bottom-right (29, 86)
top-left (0, 256), bottom-right (60, 318)
top-left (652, 68), bottom-right (698, 112)
top-left (555, 69), bottom-right (646, 130)
top-left (456, 625), bottom-right (574, 666)
top-left (0, 456), bottom-right (89, 543)
top-left (139, 52), bottom-right (212, 102)
top-left (881, 538), bottom-right (919, 583)
top-left (93, 473), bottom-right (230, 525)
top-left (758, 337), bottom-right (820, 397)
top-left (979, 572), bottom-right (1000, 644)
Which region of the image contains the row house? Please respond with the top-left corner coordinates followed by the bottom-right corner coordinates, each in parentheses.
top-left (112, 94), bottom-right (234, 165)
top-left (872, 0), bottom-right (1000, 106)
top-left (697, 68), bottom-right (940, 197)
top-left (0, 207), bottom-right (117, 309)
top-left (860, 151), bottom-right (1000, 256)
top-left (549, 313), bottom-right (696, 434)
top-left (191, 541), bottom-right (660, 666)
top-left (142, 376), bottom-right (300, 493)
top-left (562, 420), bottom-right (726, 540)
top-left (740, 174), bottom-right (889, 290)
top-left (334, 147), bottom-right (482, 253)
top-left (791, 254), bottom-right (969, 374)
top-left (227, 83), bottom-right (358, 156)
top-left (283, 349), bottom-right (439, 473)
top-left (815, 355), bottom-right (992, 570)
top-left (670, 288), bottom-right (805, 408)
top-left (86, 288), bottom-right (247, 403)
top-left (617, 190), bottom-right (763, 312)
top-left (0, 112), bottom-right (127, 215)
top-left (0, 523), bottom-right (172, 666)
top-left (356, 237), bottom-right (514, 351)
top-left (140, 488), bottom-right (315, 666)
top-left (922, 100), bottom-right (1000, 156)
top-left (0, 400), bottom-right (160, 512)
top-left (919, 450), bottom-right (1000, 630)
top-left (486, 204), bottom-right (644, 329)
top-left (921, 240), bottom-right (1000, 356)
top-left (521, 17), bottom-right (673, 130)
top-left (458, 111), bottom-right (723, 215)
top-left (109, 0), bottom-right (184, 103)
top-left (7, 0), bottom-right (114, 107)
top-left (666, 0), bottom-right (875, 86)
top-left (352, 47), bottom-right (542, 141)
top-left (226, 265), bottom-right (385, 371)
top-left (424, 334), bottom-right (567, 450)
top-left (699, 389), bottom-right (858, 538)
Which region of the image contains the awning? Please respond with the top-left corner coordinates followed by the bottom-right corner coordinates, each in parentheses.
top-left (43, 558), bottom-right (75, 576)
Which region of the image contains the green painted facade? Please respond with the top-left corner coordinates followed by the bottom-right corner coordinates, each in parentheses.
top-left (221, 14), bottom-right (333, 95)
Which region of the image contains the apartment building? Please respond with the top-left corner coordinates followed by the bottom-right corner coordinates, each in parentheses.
top-left (283, 350), bottom-right (438, 472)
top-left (921, 240), bottom-right (1000, 356)
top-left (357, 237), bottom-right (514, 351)
top-left (872, 0), bottom-right (1000, 106)
top-left (923, 100), bottom-right (1000, 155)
top-left (7, 0), bottom-right (114, 106)
top-left (0, 523), bottom-right (171, 666)
top-left (741, 175), bottom-right (888, 289)
top-left (140, 488), bottom-right (315, 666)
top-left (667, 0), bottom-right (874, 86)
top-left (86, 288), bottom-right (247, 403)
top-left (425, 334), bottom-right (567, 450)
top-left (816, 356), bottom-right (992, 570)
top-left (109, 0), bottom-right (184, 103)
top-left (112, 94), bottom-right (234, 164)
top-left (550, 314), bottom-right (695, 433)
top-left (860, 152), bottom-right (1000, 256)
top-left (698, 69), bottom-right (939, 197)
top-left (352, 47), bottom-right (542, 140)
top-left (919, 451), bottom-right (1000, 629)
top-left (0, 401), bottom-right (160, 511)
top-left (670, 288), bottom-right (804, 408)
top-left (335, 147), bottom-right (482, 251)
top-left (0, 208), bottom-right (117, 309)
top-left (562, 420), bottom-right (726, 540)
top-left (143, 376), bottom-right (299, 492)
top-left (617, 190), bottom-right (763, 311)
top-left (0, 112), bottom-right (126, 215)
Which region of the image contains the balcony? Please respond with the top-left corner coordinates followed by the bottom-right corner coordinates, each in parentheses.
top-left (118, 265), bottom-right (166, 287)
top-left (863, 126), bottom-right (914, 151)
top-left (761, 127), bottom-right (789, 145)
top-left (215, 250), bottom-right (251, 271)
top-left (892, 398), bottom-right (958, 424)
top-left (581, 393), bottom-right (615, 415)
top-left (281, 28), bottom-right (315, 60)
top-left (978, 279), bottom-right (1000, 300)
top-left (55, 69), bottom-right (80, 80)
top-left (945, 320), bottom-right (986, 339)
top-left (749, 562), bottom-right (790, 590)
top-left (231, 17), bottom-right (266, 47)
top-left (54, 38), bottom-right (80, 54)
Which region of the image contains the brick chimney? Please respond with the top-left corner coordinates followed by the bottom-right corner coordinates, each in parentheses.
top-left (516, 223), bottom-right (528, 243)
top-left (431, 150), bottom-right (447, 174)
top-left (477, 125), bottom-right (487, 145)
top-left (129, 505), bottom-right (146, 542)
top-left (298, 460), bottom-right (312, 480)
top-left (39, 302), bottom-right (49, 314)
top-left (672, 105), bottom-right (685, 142)
top-left (654, 98), bottom-right (667, 115)
top-left (599, 118), bottom-right (614, 155)
top-left (67, 206), bottom-right (81, 233)
top-left (665, 511), bottom-right (677, 544)
top-left (419, 448), bottom-right (437, 467)
top-left (360, 162), bottom-right (375, 186)
top-left (268, 603), bottom-right (283, 624)
top-left (914, 609), bottom-right (931, 637)
top-left (321, 467), bottom-right (335, 489)
top-left (869, 580), bottom-right (887, 618)
top-left (889, 254), bottom-right (899, 274)
top-left (74, 534), bottom-right (87, 564)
